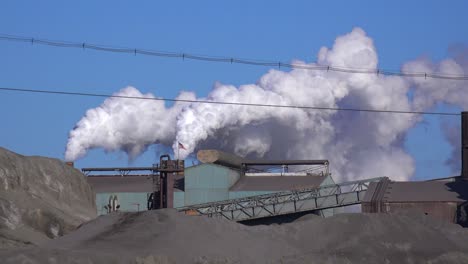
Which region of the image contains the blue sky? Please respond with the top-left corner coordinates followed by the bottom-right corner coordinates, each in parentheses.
top-left (1, 1), bottom-right (467, 180)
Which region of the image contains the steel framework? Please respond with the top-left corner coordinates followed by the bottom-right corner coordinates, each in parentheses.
top-left (81, 167), bottom-right (158, 176)
top-left (82, 155), bottom-right (184, 210)
top-left (178, 177), bottom-right (385, 221)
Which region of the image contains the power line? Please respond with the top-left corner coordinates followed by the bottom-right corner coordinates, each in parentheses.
top-left (0, 33), bottom-right (467, 81)
top-left (0, 86), bottom-right (460, 116)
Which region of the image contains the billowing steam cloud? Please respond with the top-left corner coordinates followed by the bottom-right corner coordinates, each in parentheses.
top-left (65, 28), bottom-right (467, 182)
top-left (65, 88), bottom-right (196, 160)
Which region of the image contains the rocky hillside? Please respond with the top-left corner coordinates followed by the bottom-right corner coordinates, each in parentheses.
top-left (0, 147), bottom-right (96, 248)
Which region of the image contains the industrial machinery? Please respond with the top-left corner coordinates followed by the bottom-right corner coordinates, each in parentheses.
top-left (147, 155), bottom-right (184, 210)
top-left (82, 154), bottom-right (184, 210)
top-left (178, 177), bottom-right (383, 221)
top-left (83, 112), bottom-right (468, 224)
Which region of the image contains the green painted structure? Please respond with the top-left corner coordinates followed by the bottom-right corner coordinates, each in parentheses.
top-left (184, 164), bottom-right (240, 206)
top-left (87, 162), bottom-right (337, 217)
top-left (87, 175), bottom-right (153, 216)
top-left (96, 192), bottom-right (148, 215)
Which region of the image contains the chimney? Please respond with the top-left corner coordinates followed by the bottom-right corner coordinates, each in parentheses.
top-left (65, 161), bottom-right (74, 168)
top-left (462, 112), bottom-right (468, 179)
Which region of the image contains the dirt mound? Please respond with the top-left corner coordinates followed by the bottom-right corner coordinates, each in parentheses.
top-left (1, 209), bottom-right (468, 263)
top-left (1, 148), bottom-right (468, 263)
top-left (0, 147), bottom-right (96, 248)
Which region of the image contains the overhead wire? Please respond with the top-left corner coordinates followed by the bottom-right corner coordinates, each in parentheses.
top-left (0, 33), bottom-right (463, 116)
top-left (0, 33), bottom-right (467, 81)
top-left (0, 86), bottom-right (460, 116)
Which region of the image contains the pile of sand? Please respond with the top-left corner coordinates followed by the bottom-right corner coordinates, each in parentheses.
top-left (0, 147), bottom-right (96, 248)
top-left (1, 209), bottom-right (468, 264)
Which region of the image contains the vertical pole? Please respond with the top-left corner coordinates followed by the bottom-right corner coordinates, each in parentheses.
top-left (163, 173), bottom-right (167, 208)
top-left (160, 172), bottom-right (168, 208)
top-left (462, 112), bottom-right (468, 179)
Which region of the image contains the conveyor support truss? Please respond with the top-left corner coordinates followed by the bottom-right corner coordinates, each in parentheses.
top-left (178, 177), bottom-right (385, 221)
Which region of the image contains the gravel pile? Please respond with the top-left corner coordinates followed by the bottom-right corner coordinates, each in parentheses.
top-left (0, 147), bottom-right (96, 248)
top-left (2, 147), bottom-right (468, 263)
top-left (1, 209), bottom-right (468, 264)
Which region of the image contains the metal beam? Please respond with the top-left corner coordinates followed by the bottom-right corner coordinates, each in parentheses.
top-left (82, 167), bottom-right (158, 172)
top-left (85, 174), bottom-right (154, 177)
top-left (462, 111), bottom-right (468, 179)
top-left (82, 166), bottom-right (183, 175)
top-left (242, 160), bottom-right (329, 166)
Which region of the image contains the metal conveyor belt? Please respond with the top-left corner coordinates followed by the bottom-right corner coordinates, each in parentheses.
top-left (178, 177), bottom-right (385, 221)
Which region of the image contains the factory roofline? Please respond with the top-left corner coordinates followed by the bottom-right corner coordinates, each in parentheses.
top-left (197, 149), bottom-right (329, 168)
top-left (426, 175), bottom-right (461, 182)
top-left (185, 162), bottom-right (241, 172)
top-left (242, 160), bottom-right (328, 166)
top-left (363, 180), bottom-right (468, 203)
top-left (82, 167), bottom-right (157, 172)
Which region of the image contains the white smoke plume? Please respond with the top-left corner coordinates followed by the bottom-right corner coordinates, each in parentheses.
top-left (65, 88), bottom-right (195, 161)
top-left (65, 28), bottom-right (468, 182)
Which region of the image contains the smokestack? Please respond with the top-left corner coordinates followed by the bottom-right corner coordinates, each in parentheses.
top-left (462, 112), bottom-right (468, 179)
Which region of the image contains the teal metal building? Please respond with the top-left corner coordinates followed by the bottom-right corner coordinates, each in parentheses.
top-left (87, 161), bottom-right (337, 217)
top-left (87, 175), bottom-right (153, 215)
top-left (182, 163), bottom-right (336, 217)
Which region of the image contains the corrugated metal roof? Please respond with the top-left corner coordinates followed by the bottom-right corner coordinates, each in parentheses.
top-left (365, 180), bottom-right (468, 203)
top-left (229, 175), bottom-right (327, 191)
top-left (87, 175), bottom-right (153, 193)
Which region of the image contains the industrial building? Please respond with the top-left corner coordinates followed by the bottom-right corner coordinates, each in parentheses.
top-left (362, 177), bottom-right (468, 224)
top-left (362, 112), bottom-right (468, 226)
top-left (86, 174), bottom-right (153, 214)
top-left (85, 112), bottom-right (468, 226)
top-left (85, 150), bottom-right (336, 217)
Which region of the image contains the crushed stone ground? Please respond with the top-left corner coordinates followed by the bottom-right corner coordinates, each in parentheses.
top-left (1, 209), bottom-right (468, 264)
